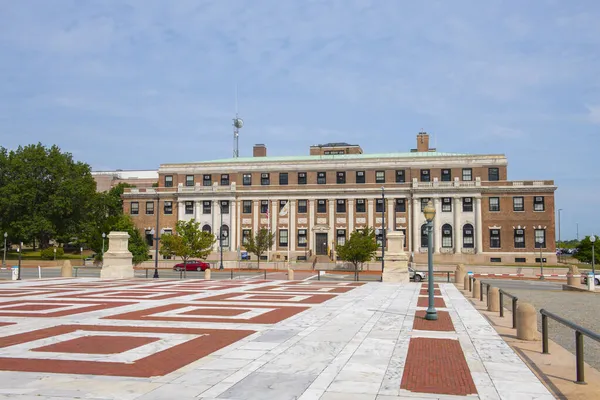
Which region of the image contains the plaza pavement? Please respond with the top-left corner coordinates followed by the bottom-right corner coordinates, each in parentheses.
top-left (0, 277), bottom-right (554, 399)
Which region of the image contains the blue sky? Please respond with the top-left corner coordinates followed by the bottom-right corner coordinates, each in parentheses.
top-left (1, 0), bottom-right (598, 240)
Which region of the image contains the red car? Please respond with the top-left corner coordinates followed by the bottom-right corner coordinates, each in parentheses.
top-left (173, 260), bottom-right (211, 271)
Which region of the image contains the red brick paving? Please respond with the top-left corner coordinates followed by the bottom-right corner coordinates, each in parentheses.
top-left (196, 292), bottom-right (336, 304)
top-left (412, 310), bottom-right (455, 331)
top-left (248, 285), bottom-right (354, 293)
top-left (0, 289), bottom-right (77, 297)
top-left (2, 304), bottom-right (65, 312)
top-left (0, 300), bottom-right (134, 318)
top-left (32, 335), bottom-right (160, 354)
top-left (419, 289), bottom-right (441, 296)
top-left (0, 322), bottom-right (14, 327)
top-left (55, 290), bottom-right (191, 300)
top-left (401, 338), bottom-right (477, 396)
top-left (0, 325), bottom-right (254, 377)
top-left (421, 284), bottom-right (439, 289)
top-left (417, 297), bottom-right (446, 308)
top-left (181, 308), bottom-right (248, 316)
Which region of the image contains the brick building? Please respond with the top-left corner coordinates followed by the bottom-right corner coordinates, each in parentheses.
top-left (92, 170), bottom-right (158, 192)
top-left (122, 132), bottom-right (557, 265)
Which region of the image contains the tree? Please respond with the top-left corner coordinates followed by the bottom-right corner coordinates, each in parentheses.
top-left (336, 227), bottom-right (379, 280)
top-left (244, 228), bottom-right (274, 269)
top-left (160, 219), bottom-right (215, 269)
top-left (574, 235), bottom-right (600, 264)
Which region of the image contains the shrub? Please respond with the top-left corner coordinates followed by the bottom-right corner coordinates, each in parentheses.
top-left (40, 247), bottom-right (65, 260)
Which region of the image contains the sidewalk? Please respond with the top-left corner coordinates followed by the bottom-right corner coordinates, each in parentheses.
top-left (0, 278), bottom-right (553, 399)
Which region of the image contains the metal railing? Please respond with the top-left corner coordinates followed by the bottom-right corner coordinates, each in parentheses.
top-left (416, 270), bottom-right (452, 283)
top-left (499, 289), bottom-right (518, 329)
top-left (139, 267), bottom-right (267, 280)
top-left (540, 309), bottom-right (600, 384)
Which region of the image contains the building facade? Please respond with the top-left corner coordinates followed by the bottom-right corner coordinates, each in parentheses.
top-left (92, 170), bottom-right (158, 192)
top-left (122, 133), bottom-right (557, 265)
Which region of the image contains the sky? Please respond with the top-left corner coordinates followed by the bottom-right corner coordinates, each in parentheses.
top-left (0, 0), bottom-right (599, 240)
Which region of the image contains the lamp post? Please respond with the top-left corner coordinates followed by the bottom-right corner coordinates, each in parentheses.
top-left (2, 232), bottom-right (7, 267)
top-left (557, 209), bottom-right (562, 263)
top-left (423, 200), bottom-right (437, 320)
top-left (591, 235), bottom-right (596, 281)
top-left (537, 237), bottom-right (544, 280)
top-left (381, 186), bottom-right (385, 275)
top-left (219, 201), bottom-right (224, 270)
top-left (53, 247), bottom-right (57, 263)
top-left (153, 195), bottom-right (160, 279)
top-left (101, 232), bottom-right (106, 259)
top-left (80, 247), bottom-right (84, 267)
top-left (17, 242), bottom-right (22, 280)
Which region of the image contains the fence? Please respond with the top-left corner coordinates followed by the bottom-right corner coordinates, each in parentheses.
top-left (540, 309), bottom-right (600, 384)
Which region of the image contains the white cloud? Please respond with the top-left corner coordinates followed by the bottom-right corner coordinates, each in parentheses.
top-left (586, 105), bottom-right (600, 125)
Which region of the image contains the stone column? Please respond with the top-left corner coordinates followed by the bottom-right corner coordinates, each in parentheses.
top-left (328, 199), bottom-right (335, 256)
top-left (453, 197), bottom-right (461, 253)
top-left (194, 200), bottom-right (201, 221)
top-left (348, 199), bottom-right (354, 233)
top-left (252, 200), bottom-right (259, 236)
top-left (178, 201), bottom-right (185, 219)
top-left (382, 231), bottom-right (409, 282)
top-left (308, 199), bottom-right (315, 253)
top-left (213, 200), bottom-right (219, 251)
top-left (271, 199), bottom-right (278, 252)
top-left (230, 200), bottom-right (237, 251)
top-left (367, 198), bottom-right (374, 228)
top-left (387, 198), bottom-right (395, 231)
top-left (475, 197), bottom-right (483, 253)
top-left (412, 197), bottom-right (420, 253)
top-left (433, 197), bottom-right (441, 253)
top-left (100, 232), bottom-right (134, 279)
top-left (516, 303), bottom-right (537, 341)
top-left (290, 200), bottom-right (296, 252)
top-left (236, 200), bottom-right (242, 251)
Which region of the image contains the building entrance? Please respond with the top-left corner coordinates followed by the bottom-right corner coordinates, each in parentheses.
top-left (315, 233), bottom-right (328, 255)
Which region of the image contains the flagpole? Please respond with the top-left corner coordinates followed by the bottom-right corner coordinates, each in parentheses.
top-left (287, 198), bottom-right (291, 268)
top-left (267, 201), bottom-right (270, 263)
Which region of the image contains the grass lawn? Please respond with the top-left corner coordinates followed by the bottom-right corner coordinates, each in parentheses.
top-left (4, 249), bottom-right (85, 260)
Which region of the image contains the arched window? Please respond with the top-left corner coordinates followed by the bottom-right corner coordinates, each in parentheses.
top-left (442, 224), bottom-right (453, 248)
top-left (220, 225), bottom-right (229, 247)
top-left (420, 224), bottom-right (429, 248)
top-left (202, 224), bottom-right (212, 234)
top-left (463, 224), bottom-right (474, 248)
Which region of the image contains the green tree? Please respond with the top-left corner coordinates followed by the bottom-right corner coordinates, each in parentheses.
top-left (574, 235), bottom-right (599, 264)
top-left (160, 219), bottom-right (215, 269)
top-left (244, 228), bottom-right (274, 269)
top-left (0, 144), bottom-right (96, 248)
top-left (336, 227), bottom-right (379, 280)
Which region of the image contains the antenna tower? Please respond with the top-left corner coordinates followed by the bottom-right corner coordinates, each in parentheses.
top-left (232, 85), bottom-right (243, 158)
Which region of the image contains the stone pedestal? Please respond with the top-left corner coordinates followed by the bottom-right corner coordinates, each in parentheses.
top-left (455, 264), bottom-right (466, 286)
top-left (487, 287), bottom-right (500, 312)
top-left (567, 265), bottom-right (580, 286)
top-left (287, 269), bottom-right (294, 281)
top-left (382, 232), bottom-right (409, 283)
top-left (204, 269), bottom-right (211, 280)
top-left (100, 232), bottom-right (134, 279)
top-left (61, 260), bottom-right (72, 278)
top-left (516, 302), bottom-right (537, 341)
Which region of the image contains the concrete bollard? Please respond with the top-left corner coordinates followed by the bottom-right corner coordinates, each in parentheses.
top-left (61, 260), bottom-right (73, 278)
top-left (455, 264), bottom-right (466, 285)
top-left (287, 269), bottom-right (294, 280)
top-left (516, 302), bottom-right (537, 341)
top-left (472, 279), bottom-right (480, 299)
top-left (204, 268), bottom-right (211, 280)
top-left (567, 265), bottom-right (580, 286)
top-left (463, 274), bottom-right (470, 291)
top-left (487, 287), bottom-right (500, 312)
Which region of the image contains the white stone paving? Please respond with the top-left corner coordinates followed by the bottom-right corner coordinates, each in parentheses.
top-left (0, 278), bottom-right (555, 399)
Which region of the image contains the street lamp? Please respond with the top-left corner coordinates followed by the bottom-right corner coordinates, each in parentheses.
top-left (537, 237), bottom-right (544, 280)
top-left (53, 247), bottom-right (57, 263)
top-left (17, 242), bottom-right (22, 280)
top-left (381, 186), bottom-right (386, 275)
top-left (2, 232), bottom-right (7, 267)
top-left (80, 247), bottom-right (84, 267)
top-left (219, 201), bottom-right (225, 270)
top-left (557, 209), bottom-right (562, 263)
top-left (152, 195), bottom-right (161, 279)
top-left (101, 233), bottom-right (106, 258)
top-left (591, 235), bottom-right (596, 281)
top-left (423, 200), bottom-right (437, 321)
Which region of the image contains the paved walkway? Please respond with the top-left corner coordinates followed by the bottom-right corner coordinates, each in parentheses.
top-left (0, 278), bottom-right (553, 399)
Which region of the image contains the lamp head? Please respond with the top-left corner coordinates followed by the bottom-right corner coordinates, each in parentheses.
top-left (423, 200), bottom-right (436, 222)
top-left (591, 235), bottom-right (596, 243)
top-left (102, 233), bottom-right (106, 238)
top-left (3, 232), bottom-right (6, 238)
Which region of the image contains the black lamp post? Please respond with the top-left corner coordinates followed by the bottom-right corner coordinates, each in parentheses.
top-left (590, 235), bottom-right (596, 282)
top-left (153, 196), bottom-right (160, 279)
top-left (2, 232), bottom-right (7, 268)
top-left (219, 201), bottom-right (224, 269)
top-left (423, 200), bottom-right (437, 320)
top-left (381, 186), bottom-right (385, 274)
top-left (537, 237), bottom-right (544, 280)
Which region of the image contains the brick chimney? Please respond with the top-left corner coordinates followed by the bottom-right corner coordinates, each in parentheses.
top-left (416, 131), bottom-right (430, 152)
top-left (253, 144), bottom-right (267, 157)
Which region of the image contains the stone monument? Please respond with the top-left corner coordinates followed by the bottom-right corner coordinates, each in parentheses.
top-left (100, 231), bottom-right (134, 279)
top-left (382, 231), bottom-right (409, 283)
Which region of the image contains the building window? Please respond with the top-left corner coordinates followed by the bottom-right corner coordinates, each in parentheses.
top-left (221, 174), bottom-right (229, 186)
top-left (376, 198), bottom-right (385, 213)
top-left (396, 170), bottom-right (405, 183)
top-left (490, 229), bottom-right (501, 248)
top-left (376, 229), bottom-right (383, 247)
top-left (220, 225), bottom-right (229, 247)
top-left (442, 197), bottom-right (452, 212)
top-left (376, 170), bottom-right (385, 183)
top-left (146, 201), bottom-right (154, 215)
top-left (489, 197), bottom-right (500, 212)
top-left (298, 172), bottom-right (307, 185)
top-left (356, 171), bottom-right (365, 184)
top-left (441, 169), bottom-right (451, 182)
top-left (420, 169), bottom-right (430, 182)
top-left (202, 201), bottom-right (211, 214)
top-left (260, 200), bottom-right (269, 214)
top-left (220, 200), bottom-right (229, 214)
top-left (145, 229), bottom-right (153, 247)
top-left (395, 198), bottom-right (406, 212)
top-left (513, 196), bottom-right (524, 211)
top-left (317, 199), bottom-right (327, 213)
top-left (242, 173), bottom-right (252, 186)
top-left (462, 168), bottom-right (472, 181)
top-left (298, 200), bottom-right (307, 214)
top-left (463, 224), bottom-right (474, 248)
top-left (488, 168), bottom-right (500, 181)
top-left (337, 229), bottom-right (346, 247)
top-left (298, 229), bottom-right (307, 247)
top-left (164, 201), bottom-right (173, 215)
top-left (242, 200), bottom-right (252, 214)
top-left (356, 199), bottom-right (366, 213)
top-left (336, 199), bottom-right (346, 213)
top-left (279, 173), bottom-right (288, 185)
top-left (420, 198), bottom-right (430, 211)
top-left (164, 175), bottom-right (173, 187)
top-left (130, 202), bottom-right (139, 215)
top-left (336, 171), bottom-right (346, 184)
top-left (279, 229), bottom-right (288, 247)
top-left (185, 175), bottom-right (194, 187)
top-left (534, 196), bottom-right (545, 211)
top-left (515, 257), bottom-right (526, 263)
top-left (420, 224), bottom-right (429, 247)
top-left (242, 229), bottom-right (251, 245)
top-left (442, 224), bottom-right (453, 248)
top-left (185, 201), bottom-right (193, 214)
top-left (463, 197), bottom-right (473, 212)
top-left (317, 172), bottom-right (326, 184)
top-left (202, 224), bottom-right (212, 234)
top-left (514, 229), bottom-right (525, 248)
top-left (535, 229), bottom-right (546, 248)
top-left (203, 174), bottom-right (211, 186)
top-left (261, 173), bottom-right (270, 185)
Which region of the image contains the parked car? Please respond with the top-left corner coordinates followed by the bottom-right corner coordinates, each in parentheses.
top-left (173, 260), bottom-right (211, 271)
top-left (582, 273), bottom-right (600, 286)
top-left (409, 267), bottom-right (426, 282)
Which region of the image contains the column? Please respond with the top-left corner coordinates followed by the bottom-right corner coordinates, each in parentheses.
top-left (178, 201), bottom-right (185, 220)
top-left (212, 200), bottom-right (219, 251)
top-left (194, 200), bottom-right (201, 221)
top-left (387, 198), bottom-right (395, 231)
top-left (407, 199), bottom-right (412, 252)
top-left (271, 199), bottom-right (278, 252)
top-left (453, 197), bottom-right (461, 253)
top-left (367, 199), bottom-right (374, 227)
top-left (348, 199), bottom-right (354, 233)
top-left (433, 197), bottom-right (441, 253)
top-left (412, 198), bottom-right (419, 253)
top-left (290, 200), bottom-right (296, 252)
top-left (230, 199), bottom-right (237, 251)
top-left (252, 200), bottom-right (259, 236)
top-left (308, 199), bottom-right (315, 254)
top-left (475, 197), bottom-right (483, 253)
top-left (328, 199), bottom-right (335, 255)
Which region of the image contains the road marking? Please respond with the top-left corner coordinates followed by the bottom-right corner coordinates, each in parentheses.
top-left (303, 274), bottom-right (319, 281)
